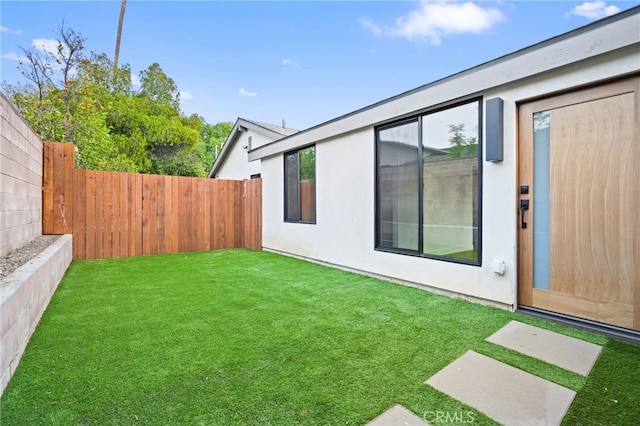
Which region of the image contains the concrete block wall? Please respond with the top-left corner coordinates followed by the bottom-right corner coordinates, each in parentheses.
top-left (1, 92), bottom-right (43, 257)
top-left (0, 93), bottom-right (73, 397)
top-left (0, 235), bottom-right (72, 396)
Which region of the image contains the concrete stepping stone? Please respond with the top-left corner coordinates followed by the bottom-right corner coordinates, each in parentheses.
top-left (366, 404), bottom-right (430, 426)
top-left (426, 350), bottom-right (576, 426)
top-left (486, 320), bottom-right (602, 375)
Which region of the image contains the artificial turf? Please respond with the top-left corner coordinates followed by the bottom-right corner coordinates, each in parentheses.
top-left (1, 249), bottom-right (638, 425)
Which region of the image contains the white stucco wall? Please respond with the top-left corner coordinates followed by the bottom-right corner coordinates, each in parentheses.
top-left (216, 131), bottom-right (275, 180)
top-left (259, 42), bottom-right (639, 308)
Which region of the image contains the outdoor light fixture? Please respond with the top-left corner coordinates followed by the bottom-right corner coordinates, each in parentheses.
top-left (486, 97), bottom-right (504, 162)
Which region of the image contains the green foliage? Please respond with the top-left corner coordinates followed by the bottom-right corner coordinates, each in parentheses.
top-left (138, 62), bottom-right (180, 111)
top-left (151, 145), bottom-right (207, 177)
top-left (5, 85), bottom-right (66, 142)
top-left (78, 52), bottom-right (132, 96)
top-left (2, 24), bottom-right (225, 177)
top-left (299, 145), bottom-right (315, 181)
top-left (447, 123), bottom-right (478, 158)
top-left (199, 120), bottom-right (233, 171)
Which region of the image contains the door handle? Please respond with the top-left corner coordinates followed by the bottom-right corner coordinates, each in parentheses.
top-left (520, 199), bottom-right (529, 229)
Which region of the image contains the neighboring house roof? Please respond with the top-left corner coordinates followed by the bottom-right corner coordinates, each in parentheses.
top-left (207, 118), bottom-right (298, 178)
top-left (249, 5), bottom-right (640, 162)
top-left (246, 119), bottom-right (299, 137)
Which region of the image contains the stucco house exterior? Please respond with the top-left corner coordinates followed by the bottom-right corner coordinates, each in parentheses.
top-left (207, 118), bottom-right (297, 180)
top-left (249, 7), bottom-right (640, 340)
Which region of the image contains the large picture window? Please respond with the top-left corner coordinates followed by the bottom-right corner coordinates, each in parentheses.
top-left (285, 145), bottom-right (316, 223)
top-left (376, 99), bottom-right (482, 264)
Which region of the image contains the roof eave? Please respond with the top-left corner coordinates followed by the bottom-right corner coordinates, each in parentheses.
top-left (249, 6), bottom-right (640, 162)
top-left (207, 118), bottom-right (293, 178)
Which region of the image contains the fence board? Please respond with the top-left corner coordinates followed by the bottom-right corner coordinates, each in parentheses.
top-left (85, 171), bottom-right (96, 259)
top-left (169, 177), bottom-right (179, 254)
top-left (233, 181), bottom-right (242, 247)
top-left (73, 169), bottom-right (87, 259)
top-left (219, 180), bottom-right (230, 248)
top-left (202, 180), bottom-right (211, 251)
top-left (194, 178), bottom-right (204, 251)
top-left (132, 174), bottom-right (143, 257)
top-left (95, 172), bottom-right (103, 257)
top-left (103, 172), bottom-right (114, 259)
top-left (243, 179), bottom-right (262, 250)
top-left (62, 143), bottom-right (75, 234)
top-left (42, 142), bottom-right (261, 259)
top-left (142, 174), bottom-right (152, 255)
top-left (155, 175), bottom-right (163, 254)
top-left (110, 172), bottom-right (118, 258)
top-left (42, 143), bottom-right (55, 234)
top-left (42, 142), bottom-right (74, 234)
top-left (176, 177), bottom-right (186, 252)
top-left (51, 144), bottom-right (65, 232)
top-left (117, 173), bottom-right (129, 257)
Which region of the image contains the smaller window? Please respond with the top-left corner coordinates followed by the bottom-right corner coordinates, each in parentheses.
top-left (284, 145), bottom-right (316, 223)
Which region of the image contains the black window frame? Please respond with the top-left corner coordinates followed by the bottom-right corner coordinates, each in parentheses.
top-left (284, 144), bottom-right (316, 224)
top-left (374, 97), bottom-right (483, 266)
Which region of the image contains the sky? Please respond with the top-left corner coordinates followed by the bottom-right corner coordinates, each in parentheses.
top-left (1, 0), bottom-right (638, 131)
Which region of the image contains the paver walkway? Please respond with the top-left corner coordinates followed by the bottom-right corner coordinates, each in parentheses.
top-left (486, 320), bottom-right (602, 375)
top-left (366, 320), bottom-right (602, 426)
top-left (367, 404), bottom-right (429, 426)
top-left (427, 350), bottom-right (576, 425)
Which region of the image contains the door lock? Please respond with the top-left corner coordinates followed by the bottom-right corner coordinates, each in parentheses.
top-left (520, 199), bottom-right (530, 229)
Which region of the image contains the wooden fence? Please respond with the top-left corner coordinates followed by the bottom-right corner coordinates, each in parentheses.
top-left (43, 142), bottom-right (261, 259)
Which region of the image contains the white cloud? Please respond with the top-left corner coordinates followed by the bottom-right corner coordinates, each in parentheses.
top-left (1, 25), bottom-right (23, 35)
top-left (369, 48), bottom-right (377, 55)
top-left (238, 87), bottom-right (258, 97)
top-left (180, 91), bottom-right (193, 101)
top-left (1, 52), bottom-right (29, 62)
top-left (282, 58), bottom-right (300, 68)
top-left (131, 73), bottom-right (141, 88)
top-left (566, 1), bottom-right (621, 20)
top-left (32, 38), bottom-right (61, 55)
top-left (360, 0), bottom-right (504, 45)
top-left (359, 18), bottom-right (382, 36)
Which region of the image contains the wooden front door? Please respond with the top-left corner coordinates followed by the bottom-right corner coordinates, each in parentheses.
top-left (517, 77), bottom-right (640, 331)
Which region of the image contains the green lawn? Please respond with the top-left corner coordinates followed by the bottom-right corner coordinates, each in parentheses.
top-left (1, 249), bottom-right (638, 425)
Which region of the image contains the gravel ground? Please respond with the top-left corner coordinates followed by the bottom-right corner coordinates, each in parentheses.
top-left (0, 235), bottom-right (61, 280)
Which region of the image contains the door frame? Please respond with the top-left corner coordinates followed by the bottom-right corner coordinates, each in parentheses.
top-left (516, 76), bottom-right (640, 332)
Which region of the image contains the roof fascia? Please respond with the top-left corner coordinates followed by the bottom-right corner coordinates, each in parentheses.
top-left (207, 118), bottom-right (287, 178)
top-left (249, 7), bottom-right (640, 161)
top-left (241, 118), bottom-right (291, 139)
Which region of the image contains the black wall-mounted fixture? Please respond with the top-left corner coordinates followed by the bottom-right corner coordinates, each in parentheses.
top-left (486, 97), bottom-right (504, 162)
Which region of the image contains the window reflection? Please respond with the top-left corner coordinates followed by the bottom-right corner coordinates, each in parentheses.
top-left (375, 100), bottom-right (481, 263)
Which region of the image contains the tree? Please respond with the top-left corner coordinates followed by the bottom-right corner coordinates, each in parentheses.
top-left (5, 22), bottom-right (221, 177)
top-left (79, 52), bottom-right (131, 95)
top-left (3, 82), bottom-right (66, 143)
top-left (15, 25), bottom-right (86, 142)
top-left (114, 0), bottom-right (127, 69)
top-left (199, 120), bottom-right (233, 171)
top-left (447, 123), bottom-right (478, 158)
top-left (138, 63), bottom-right (180, 110)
